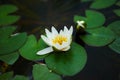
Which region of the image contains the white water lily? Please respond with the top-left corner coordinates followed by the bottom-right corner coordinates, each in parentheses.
top-left (77, 20), bottom-right (85, 28)
top-left (37, 26), bottom-right (73, 55)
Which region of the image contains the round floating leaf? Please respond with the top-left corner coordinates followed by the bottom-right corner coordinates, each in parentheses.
top-left (74, 10), bottom-right (105, 29)
top-left (0, 5), bottom-right (18, 16)
top-left (0, 26), bottom-right (16, 39)
top-left (86, 10), bottom-right (105, 28)
top-left (74, 15), bottom-right (86, 22)
top-left (45, 42), bottom-right (87, 76)
top-left (80, 27), bottom-right (115, 47)
top-left (33, 64), bottom-right (62, 80)
top-left (13, 75), bottom-right (29, 80)
top-left (107, 21), bottom-right (120, 38)
top-left (19, 35), bottom-right (48, 60)
top-left (109, 38), bottom-right (120, 54)
top-left (90, 0), bottom-right (117, 9)
top-left (0, 71), bottom-right (13, 80)
top-left (0, 27), bottom-right (27, 55)
top-left (0, 15), bottom-right (20, 26)
top-left (0, 52), bottom-right (19, 65)
top-left (114, 9), bottom-right (120, 17)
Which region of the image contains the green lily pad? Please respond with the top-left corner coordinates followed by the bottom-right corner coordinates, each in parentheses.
top-left (33, 64), bottom-right (62, 80)
top-left (19, 35), bottom-right (48, 60)
top-left (0, 15), bottom-right (20, 26)
top-left (0, 5), bottom-right (18, 16)
top-left (0, 27), bottom-right (27, 55)
top-left (13, 75), bottom-right (29, 80)
top-left (0, 71), bottom-right (13, 80)
top-left (109, 38), bottom-right (120, 54)
top-left (90, 0), bottom-right (117, 9)
top-left (0, 26), bottom-right (16, 39)
top-left (114, 9), bottom-right (120, 17)
top-left (80, 27), bottom-right (115, 47)
top-left (107, 21), bottom-right (120, 54)
top-left (107, 21), bottom-right (120, 38)
top-left (74, 10), bottom-right (105, 29)
top-left (0, 52), bottom-right (19, 65)
top-left (45, 42), bottom-right (87, 76)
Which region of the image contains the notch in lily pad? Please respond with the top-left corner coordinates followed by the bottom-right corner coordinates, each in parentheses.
top-left (0, 26), bottom-right (27, 55)
top-left (33, 64), bottom-right (62, 80)
top-left (0, 4), bottom-right (20, 26)
top-left (19, 35), bottom-right (48, 60)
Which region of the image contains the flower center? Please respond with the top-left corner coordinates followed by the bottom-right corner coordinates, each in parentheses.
top-left (52, 35), bottom-right (67, 45)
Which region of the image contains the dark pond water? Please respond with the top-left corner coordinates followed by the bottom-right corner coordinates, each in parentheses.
top-left (0, 0), bottom-right (120, 80)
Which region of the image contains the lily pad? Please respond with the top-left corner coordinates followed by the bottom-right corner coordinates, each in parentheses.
top-left (13, 75), bottom-right (29, 80)
top-left (107, 21), bottom-right (120, 54)
top-left (109, 38), bottom-right (120, 54)
top-left (0, 52), bottom-right (19, 65)
top-left (74, 10), bottom-right (105, 29)
top-left (114, 9), bottom-right (120, 17)
top-left (0, 5), bottom-right (18, 16)
top-left (19, 35), bottom-right (48, 60)
top-left (0, 71), bottom-right (13, 80)
top-left (0, 27), bottom-right (27, 55)
top-left (45, 42), bottom-right (87, 76)
top-left (107, 21), bottom-right (120, 38)
top-left (90, 0), bottom-right (117, 9)
top-left (33, 64), bottom-right (62, 80)
top-left (80, 27), bottom-right (115, 47)
top-left (0, 15), bottom-right (20, 26)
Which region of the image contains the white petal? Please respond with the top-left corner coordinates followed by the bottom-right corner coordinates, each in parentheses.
top-left (60, 30), bottom-right (64, 35)
top-left (36, 47), bottom-right (53, 55)
top-left (45, 29), bottom-right (52, 38)
top-left (64, 26), bottom-right (69, 33)
top-left (69, 26), bottom-right (73, 35)
top-left (77, 21), bottom-right (85, 28)
top-left (41, 35), bottom-right (52, 46)
top-left (62, 46), bottom-right (70, 51)
top-left (51, 26), bottom-right (58, 35)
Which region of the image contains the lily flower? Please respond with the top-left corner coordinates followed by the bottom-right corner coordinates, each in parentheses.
top-left (77, 20), bottom-right (85, 29)
top-left (37, 26), bottom-right (73, 55)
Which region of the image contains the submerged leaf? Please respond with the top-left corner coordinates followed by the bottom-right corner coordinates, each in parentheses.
top-left (90, 0), bottom-right (117, 9)
top-left (80, 27), bottom-right (115, 47)
top-left (0, 71), bottom-right (13, 80)
top-left (45, 42), bottom-right (87, 76)
top-left (114, 9), bottom-right (120, 17)
top-left (13, 75), bottom-right (29, 80)
top-left (33, 64), bottom-right (62, 80)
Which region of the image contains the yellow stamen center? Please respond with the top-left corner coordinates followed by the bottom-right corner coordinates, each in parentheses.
top-left (52, 35), bottom-right (67, 45)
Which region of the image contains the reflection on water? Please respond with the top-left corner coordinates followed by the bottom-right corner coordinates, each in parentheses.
top-left (0, 0), bottom-right (120, 80)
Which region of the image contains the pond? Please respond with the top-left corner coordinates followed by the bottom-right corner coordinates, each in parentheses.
top-left (0, 0), bottom-right (120, 80)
